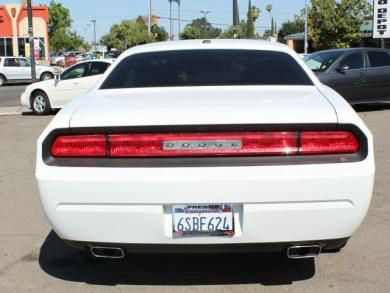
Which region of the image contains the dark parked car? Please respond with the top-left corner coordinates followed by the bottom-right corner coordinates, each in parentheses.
top-left (304, 48), bottom-right (390, 104)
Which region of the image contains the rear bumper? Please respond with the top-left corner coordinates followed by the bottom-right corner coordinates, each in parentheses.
top-left (20, 91), bottom-right (30, 108)
top-left (36, 160), bottom-right (375, 246)
top-left (66, 238), bottom-right (350, 254)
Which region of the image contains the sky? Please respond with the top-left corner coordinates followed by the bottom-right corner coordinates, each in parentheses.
top-left (6, 0), bottom-right (305, 42)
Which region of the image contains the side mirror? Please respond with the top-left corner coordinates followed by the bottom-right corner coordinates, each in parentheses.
top-left (55, 74), bottom-right (61, 81)
top-left (336, 66), bottom-right (349, 74)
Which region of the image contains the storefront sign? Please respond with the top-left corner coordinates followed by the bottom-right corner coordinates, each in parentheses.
top-left (374, 0), bottom-right (390, 38)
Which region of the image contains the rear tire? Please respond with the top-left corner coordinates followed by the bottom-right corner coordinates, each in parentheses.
top-left (40, 72), bottom-right (54, 81)
top-left (31, 91), bottom-right (52, 115)
top-left (0, 75), bottom-right (6, 87)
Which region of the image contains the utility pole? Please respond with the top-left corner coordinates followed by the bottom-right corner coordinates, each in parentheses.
top-left (148, 0), bottom-right (152, 34)
top-left (169, 0), bottom-right (173, 40)
top-left (91, 19), bottom-right (97, 50)
top-left (304, 0), bottom-right (308, 54)
top-left (200, 10), bottom-right (210, 38)
top-left (177, 0), bottom-right (181, 40)
top-left (233, 0), bottom-right (239, 37)
top-left (26, 0), bottom-right (36, 82)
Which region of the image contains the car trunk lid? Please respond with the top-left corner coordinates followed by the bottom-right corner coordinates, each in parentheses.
top-left (69, 86), bottom-right (337, 128)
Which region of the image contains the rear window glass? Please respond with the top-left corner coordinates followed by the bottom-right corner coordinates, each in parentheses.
top-left (101, 50), bottom-right (313, 89)
top-left (367, 51), bottom-right (390, 67)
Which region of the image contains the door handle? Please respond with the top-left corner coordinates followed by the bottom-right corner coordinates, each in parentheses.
top-left (359, 72), bottom-right (366, 77)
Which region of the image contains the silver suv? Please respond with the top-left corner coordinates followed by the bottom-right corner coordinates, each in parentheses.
top-left (0, 57), bottom-right (54, 86)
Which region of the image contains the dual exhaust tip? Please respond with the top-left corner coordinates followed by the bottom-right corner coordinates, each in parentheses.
top-left (90, 246), bottom-right (125, 259)
top-left (287, 245), bottom-right (321, 259)
top-left (89, 244), bottom-right (321, 259)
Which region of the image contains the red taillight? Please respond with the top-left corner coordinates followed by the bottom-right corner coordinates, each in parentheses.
top-left (50, 131), bottom-right (359, 158)
top-left (51, 135), bottom-right (106, 157)
top-left (300, 131), bottom-right (359, 155)
top-left (108, 132), bottom-right (298, 157)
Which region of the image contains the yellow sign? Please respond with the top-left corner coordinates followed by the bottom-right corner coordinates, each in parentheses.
top-left (25, 43), bottom-right (30, 58)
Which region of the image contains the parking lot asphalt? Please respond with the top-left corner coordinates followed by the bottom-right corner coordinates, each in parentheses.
top-left (0, 107), bottom-right (389, 292)
top-left (0, 85), bottom-right (27, 108)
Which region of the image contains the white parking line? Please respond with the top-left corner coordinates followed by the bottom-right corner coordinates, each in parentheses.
top-left (0, 106), bottom-right (24, 116)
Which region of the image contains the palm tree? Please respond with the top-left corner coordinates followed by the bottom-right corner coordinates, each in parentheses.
top-left (266, 4), bottom-right (273, 36)
top-left (251, 6), bottom-right (261, 23)
top-left (266, 4), bottom-right (272, 14)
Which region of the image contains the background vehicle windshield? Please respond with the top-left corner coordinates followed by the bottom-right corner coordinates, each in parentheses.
top-left (304, 51), bottom-right (343, 72)
top-left (101, 50), bottom-right (313, 89)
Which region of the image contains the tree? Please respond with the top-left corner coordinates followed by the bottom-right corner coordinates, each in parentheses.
top-left (100, 18), bottom-right (159, 51)
top-left (278, 15), bottom-right (305, 43)
top-left (48, 0), bottom-right (72, 38)
top-left (309, 0), bottom-right (372, 49)
top-left (263, 29), bottom-right (272, 39)
top-left (151, 24), bottom-right (169, 42)
top-left (266, 4), bottom-right (273, 14)
top-left (220, 20), bottom-right (248, 39)
top-left (246, 0), bottom-right (255, 38)
top-left (180, 18), bottom-right (222, 39)
top-left (48, 1), bottom-right (88, 51)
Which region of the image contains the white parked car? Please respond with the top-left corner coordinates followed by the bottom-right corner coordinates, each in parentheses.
top-left (21, 60), bottom-right (114, 115)
top-left (50, 52), bottom-right (65, 66)
top-left (0, 56), bottom-right (54, 86)
top-left (36, 40), bottom-right (375, 259)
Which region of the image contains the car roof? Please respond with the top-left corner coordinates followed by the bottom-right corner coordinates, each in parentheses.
top-left (76, 59), bottom-right (115, 65)
top-left (120, 39), bottom-right (292, 58)
top-left (312, 47), bottom-right (390, 54)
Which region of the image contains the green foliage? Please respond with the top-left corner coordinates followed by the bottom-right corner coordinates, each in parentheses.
top-left (220, 0), bottom-right (261, 40)
top-left (100, 18), bottom-right (155, 51)
top-left (50, 29), bottom-right (89, 52)
top-left (309, 0), bottom-right (372, 49)
top-left (263, 29), bottom-right (272, 39)
top-left (180, 18), bottom-right (222, 39)
top-left (48, 0), bottom-right (72, 38)
top-left (151, 24), bottom-right (169, 42)
top-left (220, 21), bottom-right (248, 39)
top-left (48, 1), bottom-right (88, 51)
top-left (246, 0), bottom-right (255, 38)
top-left (278, 15), bottom-right (305, 43)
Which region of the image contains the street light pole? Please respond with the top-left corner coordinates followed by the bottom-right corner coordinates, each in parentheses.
top-left (304, 0), bottom-right (308, 54)
top-left (26, 0), bottom-right (36, 82)
top-left (169, 0), bottom-right (173, 40)
top-left (148, 0), bottom-right (152, 34)
top-left (200, 10), bottom-right (210, 38)
top-left (91, 19), bottom-right (97, 50)
top-left (177, 0), bottom-right (181, 40)
top-left (233, 0), bottom-right (239, 37)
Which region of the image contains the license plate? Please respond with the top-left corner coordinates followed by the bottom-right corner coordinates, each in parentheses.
top-left (172, 204), bottom-right (234, 237)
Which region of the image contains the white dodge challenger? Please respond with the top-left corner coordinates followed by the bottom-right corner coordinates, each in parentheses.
top-left (36, 40), bottom-right (375, 259)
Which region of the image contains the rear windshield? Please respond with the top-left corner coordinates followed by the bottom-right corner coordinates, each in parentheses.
top-left (101, 50), bottom-right (313, 89)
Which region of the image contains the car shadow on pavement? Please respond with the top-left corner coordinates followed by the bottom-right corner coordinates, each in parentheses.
top-left (39, 231), bottom-right (315, 286)
top-left (353, 103), bottom-right (390, 112)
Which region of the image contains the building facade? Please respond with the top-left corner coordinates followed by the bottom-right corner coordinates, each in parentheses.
top-left (0, 3), bottom-right (49, 61)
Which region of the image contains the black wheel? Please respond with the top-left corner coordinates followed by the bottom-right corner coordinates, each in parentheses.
top-left (31, 91), bottom-right (52, 115)
top-left (40, 72), bottom-right (54, 81)
top-left (0, 75), bottom-right (6, 87)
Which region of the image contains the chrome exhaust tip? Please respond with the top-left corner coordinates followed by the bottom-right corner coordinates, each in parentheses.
top-left (90, 246), bottom-right (125, 259)
top-left (287, 245), bottom-right (321, 259)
